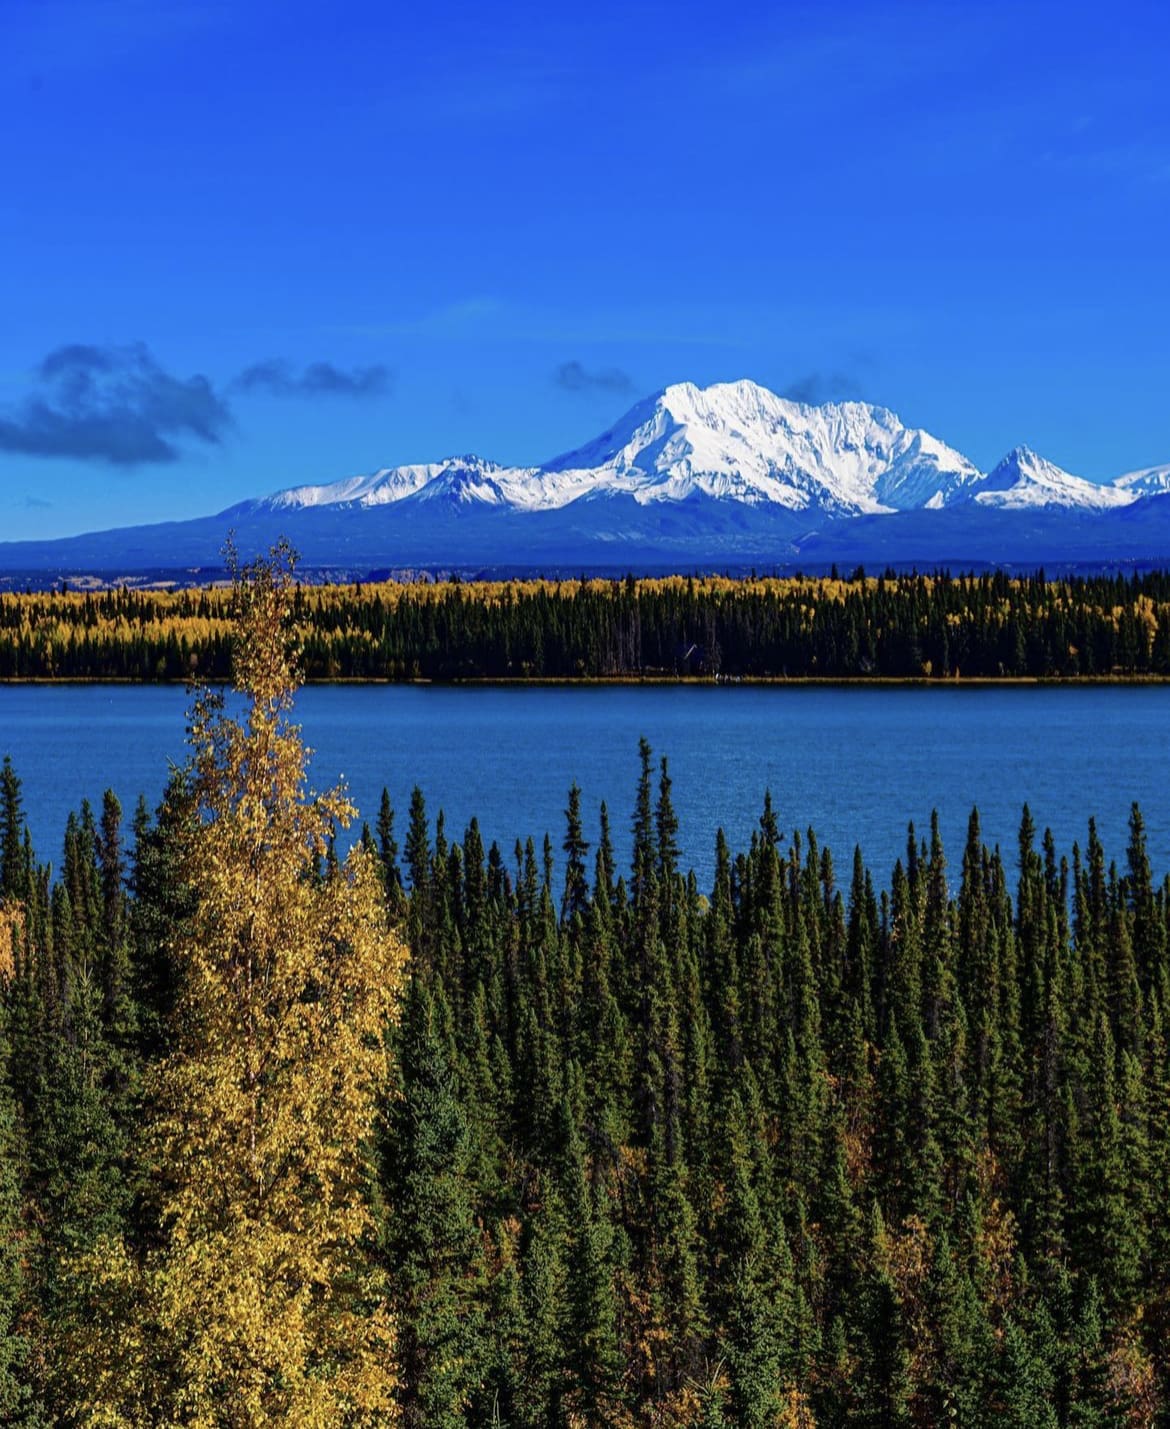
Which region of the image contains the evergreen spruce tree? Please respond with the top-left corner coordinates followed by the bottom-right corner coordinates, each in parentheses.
top-left (519, 1171), bottom-right (571, 1429)
top-left (405, 785), bottom-right (432, 959)
top-left (376, 786), bottom-right (406, 914)
top-left (0, 758), bottom-right (29, 903)
top-left (656, 756), bottom-right (681, 885)
top-left (714, 1093), bottom-right (795, 1429)
top-left (629, 736), bottom-right (657, 921)
top-left (383, 978), bottom-right (486, 1427)
top-left (0, 969), bottom-right (35, 1421)
top-left (561, 783), bottom-right (590, 925)
top-left (846, 1206), bottom-right (913, 1426)
top-left (126, 776), bottom-right (195, 1057)
top-left (984, 1311), bottom-right (1059, 1429)
top-left (95, 789), bottom-right (135, 1066)
top-left (552, 1093), bottom-right (624, 1423)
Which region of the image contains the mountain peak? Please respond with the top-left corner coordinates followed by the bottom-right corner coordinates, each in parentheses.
top-left (988, 445), bottom-right (1059, 478)
top-left (537, 378), bottom-right (981, 515)
top-left (1005, 443), bottom-right (1039, 463)
top-left (976, 446), bottom-right (1134, 512)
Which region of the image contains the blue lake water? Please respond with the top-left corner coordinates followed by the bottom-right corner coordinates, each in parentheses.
top-left (0, 683), bottom-right (1165, 888)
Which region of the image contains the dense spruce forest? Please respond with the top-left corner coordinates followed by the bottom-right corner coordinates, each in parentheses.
top-left (1, 560), bottom-right (1169, 1423)
top-left (5, 569), bottom-right (1170, 681)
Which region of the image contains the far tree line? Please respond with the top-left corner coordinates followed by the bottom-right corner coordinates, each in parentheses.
top-left (3, 568), bottom-right (1170, 681)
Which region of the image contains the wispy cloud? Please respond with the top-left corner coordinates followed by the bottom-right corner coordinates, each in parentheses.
top-left (232, 359), bottom-right (392, 398)
top-left (782, 370), bottom-right (864, 405)
top-left (0, 343), bottom-right (230, 466)
top-left (553, 360), bottom-right (635, 396)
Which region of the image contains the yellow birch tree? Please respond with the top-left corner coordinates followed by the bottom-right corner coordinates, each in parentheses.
top-left (71, 544), bottom-right (407, 1425)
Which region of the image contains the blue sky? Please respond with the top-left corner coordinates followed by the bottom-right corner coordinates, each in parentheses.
top-left (2, 0), bottom-right (1168, 539)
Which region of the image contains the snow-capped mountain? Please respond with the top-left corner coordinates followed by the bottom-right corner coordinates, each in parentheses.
top-left (971, 446), bottom-right (1136, 512)
top-left (2, 379), bottom-right (1168, 578)
top-left (533, 380), bottom-right (984, 515)
top-left (243, 382), bottom-right (1151, 524)
top-left (237, 458), bottom-right (479, 511)
top-left (1115, 464), bottom-right (1170, 499)
top-left (243, 380), bottom-right (985, 521)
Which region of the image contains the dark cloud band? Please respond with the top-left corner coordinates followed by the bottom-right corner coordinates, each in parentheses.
top-left (0, 343), bottom-right (230, 466)
top-left (554, 360), bottom-right (635, 396)
top-left (782, 371), bottom-right (863, 405)
top-left (0, 344), bottom-right (393, 467)
top-left (233, 359), bottom-right (392, 399)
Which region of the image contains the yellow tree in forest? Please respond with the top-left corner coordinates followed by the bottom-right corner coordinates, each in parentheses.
top-left (73, 545), bottom-right (407, 1425)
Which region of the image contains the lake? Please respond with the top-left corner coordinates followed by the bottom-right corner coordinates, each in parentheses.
top-left (0, 683), bottom-right (1165, 888)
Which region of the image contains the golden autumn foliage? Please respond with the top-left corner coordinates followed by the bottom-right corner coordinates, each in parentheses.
top-left (5, 569), bottom-right (1170, 683)
top-left (0, 905), bottom-right (18, 983)
top-left (68, 546), bottom-right (408, 1425)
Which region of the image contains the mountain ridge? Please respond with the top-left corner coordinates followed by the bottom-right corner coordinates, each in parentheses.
top-left (247, 380), bottom-right (995, 520)
top-left (239, 379), bottom-right (1153, 523)
top-left (3, 379), bottom-right (1168, 577)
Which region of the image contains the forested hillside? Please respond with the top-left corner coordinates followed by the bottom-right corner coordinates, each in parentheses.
top-left (1, 557), bottom-right (1168, 1422)
top-left (4, 569), bottom-right (1170, 681)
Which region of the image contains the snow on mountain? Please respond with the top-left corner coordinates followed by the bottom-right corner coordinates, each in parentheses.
top-left (536, 380), bottom-right (983, 515)
top-left (406, 459), bottom-right (521, 506)
top-left (245, 380), bottom-right (987, 520)
top-left (236, 383), bottom-right (1157, 529)
top-left (1114, 464), bottom-right (1170, 499)
top-left (971, 446), bottom-right (1137, 512)
top-left (247, 456), bottom-right (523, 512)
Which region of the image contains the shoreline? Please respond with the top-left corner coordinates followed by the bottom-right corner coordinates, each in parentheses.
top-left (3, 674), bottom-right (1170, 689)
